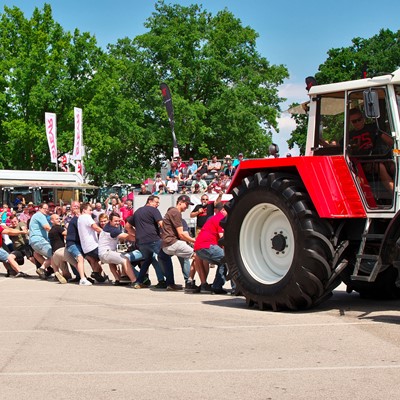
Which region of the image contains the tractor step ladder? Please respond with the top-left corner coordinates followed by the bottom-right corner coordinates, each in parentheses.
top-left (351, 218), bottom-right (384, 282)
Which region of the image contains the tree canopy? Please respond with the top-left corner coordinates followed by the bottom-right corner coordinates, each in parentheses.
top-left (288, 29), bottom-right (400, 153)
top-left (0, 1), bottom-right (288, 185)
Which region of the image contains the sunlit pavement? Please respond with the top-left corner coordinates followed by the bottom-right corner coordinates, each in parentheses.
top-left (1, 260), bottom-right (400, 400)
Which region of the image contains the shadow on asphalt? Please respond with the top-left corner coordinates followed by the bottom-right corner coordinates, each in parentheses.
top-left (202, 289), bottom-right (400, 324)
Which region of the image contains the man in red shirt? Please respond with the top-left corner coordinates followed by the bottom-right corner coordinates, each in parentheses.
top-left (193, 202), bottom-right (228, 294)
top-left (119, 199), bottom-right (133, 223)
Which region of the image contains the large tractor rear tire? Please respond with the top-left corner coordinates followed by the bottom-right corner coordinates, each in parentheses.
top-left (222, 172), bottom-right (338, 311)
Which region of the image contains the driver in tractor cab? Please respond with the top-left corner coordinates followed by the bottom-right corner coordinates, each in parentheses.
top-left (348, 107), bottom-right (394, 192)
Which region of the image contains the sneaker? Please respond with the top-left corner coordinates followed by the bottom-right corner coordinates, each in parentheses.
top-left (119, 275), bottom-right (130, 283)
top-left (55, 271), bottom-right (67, 284)
top-left (184, 280), bottom-right (200, 294)
top-left (15, 271), bottom-right (28, 278)
top-left (167, 284), bottom-right (183, 291)
top-left (143, 276), bottom-right (151, 286)
top-left (45, 266), bottom-right (54, 277)
top-left (132, 282), bottom-right (149, 289)
top-left (79, 278), bottom-right (92, 286)
top-left (200, 283), bottom-right (213, 294)
top-left (154, 280), bottom-right (168, 289)
top-left (91, 271), bottom-right (106, 283)
top-left (36, 268), bottom-right (46, 280)
top-left (5, 263), bottom-right (16, 277)
top-left (68, 277), bottom-right (80, 283)
top-left (212, 287), bottom-right (228, 295)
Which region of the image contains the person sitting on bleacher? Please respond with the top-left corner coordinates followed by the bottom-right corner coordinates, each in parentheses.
top-left (166, 163), bottom-right (180, 182)
top-left (194, 158), bottom-right (209, 179)
top-left (187, 158), bottom-right (198, 176)
top-left (191, 173), bottom-right (207, 194)
top-left (207, 155), bottom-right (222, 179)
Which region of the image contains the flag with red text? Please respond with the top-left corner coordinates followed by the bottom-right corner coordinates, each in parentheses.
top-left (45, 112), bottom-right (58, 163)
top-left (73, 107), bottom-right (83, 160)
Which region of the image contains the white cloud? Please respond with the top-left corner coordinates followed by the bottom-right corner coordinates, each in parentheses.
top-left (277, 114), bottom-right (296, 131)
top-left (269, 79), bottom-right (307, 156)
top-left (279, 81), bottom-right (307, 108)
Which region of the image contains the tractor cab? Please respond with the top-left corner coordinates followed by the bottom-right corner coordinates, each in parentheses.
top-left (305, 71), bottom-right (400, 212)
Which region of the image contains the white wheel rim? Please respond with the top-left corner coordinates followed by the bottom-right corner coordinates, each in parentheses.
top-left (239, 202), bottom-right (295, 284)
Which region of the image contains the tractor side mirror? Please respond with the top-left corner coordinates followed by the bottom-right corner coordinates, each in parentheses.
top-left (363, 89), bottom-right (380, 119)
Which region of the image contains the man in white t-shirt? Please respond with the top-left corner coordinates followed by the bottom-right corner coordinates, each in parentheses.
top-left (98, 212), bottom-right (136, 284)
top-left (77, 202), bottom-right (104, 278)
top-left (166, 175), bottom-right (179, 193)
top-left (91, 202), bottom-right (105, 223)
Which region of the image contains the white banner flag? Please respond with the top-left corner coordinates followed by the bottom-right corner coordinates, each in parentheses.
top-left (45, 112), bottom-right (57, 163)
top-left (73, 107), bottom-right (83, 160)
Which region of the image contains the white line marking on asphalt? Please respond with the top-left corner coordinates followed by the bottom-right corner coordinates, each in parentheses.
top-left (1, 365), bottom-right (400, 377)
top-left (215, 322), bottom-right (379, 328)
top-left (76, 328), bottom-right (156, 332)
top-left (0, 302), bottom-right (210, 308)
top-left (0, 321), bottom-right (379, 334)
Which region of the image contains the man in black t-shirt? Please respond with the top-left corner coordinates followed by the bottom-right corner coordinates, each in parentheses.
top-left (125, 195), bottom-right (166, 288)
top-left (48, 213), bottom-right (69, 283)
top-left (190, 192), bottom-right (223, 236)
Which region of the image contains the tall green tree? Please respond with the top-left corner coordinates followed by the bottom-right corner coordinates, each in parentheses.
top-left (108, 0), bottom-right (288, 162)
top-left (0, 4), bottom-right (103, 170)
top-left (287, 28), bottom-right (400, 152)
top-left (0, 2), bottom-right (288, 185)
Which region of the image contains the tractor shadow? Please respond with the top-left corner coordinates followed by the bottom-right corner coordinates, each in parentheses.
top-left (202, 286), bottom-right (400, 325)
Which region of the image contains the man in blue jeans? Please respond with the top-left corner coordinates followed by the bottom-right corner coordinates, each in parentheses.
top-left (193, 202), bottom-right (230, 294)
top-left (125, 195), bottom-right (166, 289)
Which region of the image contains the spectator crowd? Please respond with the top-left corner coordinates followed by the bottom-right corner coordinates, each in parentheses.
top-left (0, 153), bottom-right (244, 294)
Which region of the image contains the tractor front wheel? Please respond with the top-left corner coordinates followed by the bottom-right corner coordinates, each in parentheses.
top-left (222, 172), bottom-right (338, 311)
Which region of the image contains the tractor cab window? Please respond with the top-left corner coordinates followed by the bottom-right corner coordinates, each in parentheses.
top-left (312, 93), bottom-right (345, 156)
top-left (346, 88), bottom-right (395, 209)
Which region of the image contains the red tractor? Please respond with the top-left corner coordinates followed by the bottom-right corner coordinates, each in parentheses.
top-left (223, 70), bottom-right (400, 310)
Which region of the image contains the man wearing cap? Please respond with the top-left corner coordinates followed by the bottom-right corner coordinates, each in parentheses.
top-left (161, 195), bottom-right (196, 288)
top-left (224, 155), bottom-right (236, 177)
top-left (175, 156), bottom-right (186, 173)
top-left (233, 152), bottom-right (244, 168)
top-left (166, 162), bottom-right (180, 182)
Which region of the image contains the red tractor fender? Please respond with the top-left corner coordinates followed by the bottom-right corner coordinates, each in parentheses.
top-left (227, 156), bottom-right (366, 218)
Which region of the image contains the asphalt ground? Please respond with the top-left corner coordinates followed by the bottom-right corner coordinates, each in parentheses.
top-left (1, 260), bottom-right (399, 400)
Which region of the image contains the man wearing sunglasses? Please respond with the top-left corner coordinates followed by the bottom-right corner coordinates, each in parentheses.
top-left (349, 108), bottom-right (394, 192)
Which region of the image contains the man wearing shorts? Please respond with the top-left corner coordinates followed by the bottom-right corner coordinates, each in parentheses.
top-left (98, 212), bottom-right (136, 284)
top-left (28, 203), bottom-right (52, 279)
top-left (77, 202), bottom-right (105, 282)
top-left (65, 201), bottom-right (92, 286)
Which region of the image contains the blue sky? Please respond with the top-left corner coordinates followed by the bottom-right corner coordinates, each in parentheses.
top-left (1, 0), bottom-right (400, 155)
